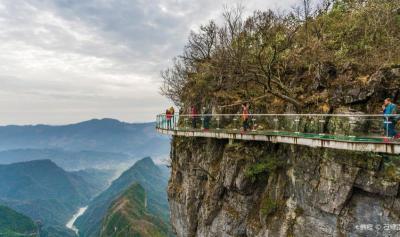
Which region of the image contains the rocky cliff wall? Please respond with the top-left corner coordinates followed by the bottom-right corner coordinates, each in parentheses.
top-left (168, 137), bottom-right (400, 237)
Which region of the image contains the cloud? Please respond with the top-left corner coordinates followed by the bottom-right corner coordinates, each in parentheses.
top-left (0, 0), bottom-right (298, 125)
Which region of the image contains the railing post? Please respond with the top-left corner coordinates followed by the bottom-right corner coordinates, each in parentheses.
top-left (156, 115), bottom-right (158, 128)
top-left (294, 116), bottom-right (300, 134)
top-left (319, 119), bottom-right (325, 136)
top-left (173, 114), bottom-right (177, 130)
top-left (348, 117), bottom-right (356, 138)
top-left (273, 116), bottom-right (279, 132)
top-left (184, 117), bottom-right (189, 130)
top-left (233, 116), bottom-right (238, 131)
top-left (384, 116), bottom-right (390, 138)
top-left (251, 117), bottom-right (256, 132)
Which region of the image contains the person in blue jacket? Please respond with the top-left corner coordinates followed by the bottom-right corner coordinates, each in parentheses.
top-left (382, 98), bottom-right (398, 138)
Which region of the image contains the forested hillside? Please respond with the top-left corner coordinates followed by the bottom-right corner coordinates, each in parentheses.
top-left (0, 205), bottom-right (38, 237)
top-left (162, 0), bottom-right (400, 114)
top-left (100, 183), bottom-right (172, 237)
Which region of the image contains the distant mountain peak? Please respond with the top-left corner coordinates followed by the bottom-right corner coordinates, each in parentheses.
top-left (121, 157), bottom-right (158, 177)
top-left (92, 118), bottom-right (122, 123)
top-left (4, 159), bottom-right (57, 168)
top-left (74, 118), bottom-right (124, 126)
top-left (136, 157), bottom-right (155, 166)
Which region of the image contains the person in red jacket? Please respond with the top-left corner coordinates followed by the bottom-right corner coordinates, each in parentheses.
top-left (242, 103), bottom-right (250, 132)
top-left (166, 109), bottom-right (172, 129)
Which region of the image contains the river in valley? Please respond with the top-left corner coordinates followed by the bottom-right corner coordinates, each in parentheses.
top-left (66, 206), bottom-right (88, 235)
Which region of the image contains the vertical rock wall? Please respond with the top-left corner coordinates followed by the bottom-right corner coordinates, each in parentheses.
top-left (168, 137), bottom-right (400, 237)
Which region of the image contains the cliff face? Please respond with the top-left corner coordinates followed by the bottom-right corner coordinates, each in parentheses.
top-left (168, 137), bottom-right (400, 237)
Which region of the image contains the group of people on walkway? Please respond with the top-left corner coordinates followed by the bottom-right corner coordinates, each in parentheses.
top-left (188, 105), bottom-right (212, 130)
top-left (162, 98), bottom-right (400, 140)
top-left (186, 103), bottom-right (250, 132)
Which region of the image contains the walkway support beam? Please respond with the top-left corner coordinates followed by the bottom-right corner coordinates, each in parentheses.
top-left (156, 128), bottom-right (400, 154)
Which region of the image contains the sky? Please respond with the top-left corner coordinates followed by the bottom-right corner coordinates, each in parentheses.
top-left (0, 0), bottom-right (299, 125)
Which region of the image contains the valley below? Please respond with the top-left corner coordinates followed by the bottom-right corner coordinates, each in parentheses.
top-left (0, 119), bottom-right (172, 237)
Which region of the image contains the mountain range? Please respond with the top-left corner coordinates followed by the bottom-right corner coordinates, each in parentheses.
top-left (0, 148), bottom-right (133, 171)
top-left (0, 119), bottom-right (169, 159)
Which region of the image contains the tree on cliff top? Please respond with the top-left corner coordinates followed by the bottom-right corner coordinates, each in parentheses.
top-left (161, 0), bottom-right (400, 113)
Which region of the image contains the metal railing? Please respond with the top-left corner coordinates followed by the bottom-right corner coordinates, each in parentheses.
top-left (156, 114), bottom-right (400, 143)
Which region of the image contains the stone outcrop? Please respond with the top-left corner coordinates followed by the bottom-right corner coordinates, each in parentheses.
top-left (168, 137), bottom-right (400, 237)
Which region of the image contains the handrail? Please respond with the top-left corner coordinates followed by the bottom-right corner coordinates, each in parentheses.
top-left (156, 113), bottom-right (400, 144)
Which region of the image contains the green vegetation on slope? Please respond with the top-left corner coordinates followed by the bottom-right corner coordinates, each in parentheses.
top-left (76, 157), bottom-right (172, 237)
top-left (100, 183), bottom-right (172, 237)
top-left (0, 205), bottom-right (38, 236)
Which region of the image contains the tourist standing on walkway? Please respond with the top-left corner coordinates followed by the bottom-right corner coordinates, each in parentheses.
top-left (169, 107), bottom-right (175, 129)
top-left (202, 106), bottom-right (211, 131)
top-left (242, 103), bottom-right (250, 132)
top-left (166, 108), bottom-right (172, 129)
top-left (382, 98), bottom-right (398, 138)
top-left (190, 105), bottom-right (197, 129)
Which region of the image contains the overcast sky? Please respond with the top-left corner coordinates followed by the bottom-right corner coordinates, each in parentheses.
top-left (0, 0), bottom-right (298, 125)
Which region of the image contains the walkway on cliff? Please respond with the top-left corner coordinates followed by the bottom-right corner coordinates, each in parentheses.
top-left (156, 114), bottom-right (400, 154)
